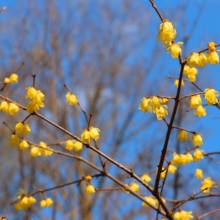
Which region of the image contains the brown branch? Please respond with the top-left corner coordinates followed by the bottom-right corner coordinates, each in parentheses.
top-left (149, 0), bottom-right (163, 22)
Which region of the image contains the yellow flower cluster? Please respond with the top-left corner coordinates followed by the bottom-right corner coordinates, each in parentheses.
top-left (65, 140), bottom-right (83, 152)
top-left (9, 135), bottom-right (20, 146)
top-left (4, 73), bottom-right (19, 84)
top-left (177, 131), bottom-right (203, 146)
top-left (26, 87), bottom-right (45, 113)
top-left (204, 88), bottom-right (219, 105)
top-left (194, 105), bottom-right (206, 117)
top-left (173, 210), bottom-right (193, 220)
top-left (183, 65), bottom-right (198, 82)
top-left (40, 198), bottom-right (53, 208)
top-left (14, 196), bottom-right (36, 211)
top-left (187, 42), bottom-right (219, 67)
top-left (30, 142), bottom-right (53, 157)
top-left (0, 101), bottom-right (19, 115)
top-left (171, 153), bottom-right (193, 166)
top-left (66, 92), bottom-right (78, 105)
top-left (15, 122), bottom-right (31, 135)
top-left (189, 95), bottom-right (202, 109)
top-left (138, 96), bottom-right (168, 120)
top-left (19, 140), bottom-right (29, 150)
top-left (200, 177), bottom-right (215, 193)
top-left (85, 184), bottom-right (96, 195)
top-left (81, 126), bottom-right (100, 144)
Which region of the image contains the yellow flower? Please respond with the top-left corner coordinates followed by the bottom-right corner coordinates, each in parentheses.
top-left (168, 164), bottom-right (177, 174)
top-left (171, 153), bottom-right (193, 166)
top-left (40, 141), bottom-right (53, 156)
top-left (85, 184), bottom-right (96, 195)
top-left (204, 88), bottom-right (219, 105)
top-left (187, 53), bottom-right (200, 67)
top-left (0, 101), bottom-right (9, 113)
top-left (177, 130), bottom-right (188, 142)
top-left (138, 97), bottom-right (152, 113)
top-left (66, 92), bottom-right (78, 105)
top-left (198, 53), bottom-right (207, 67)
top-left (89, 126), bottom-right (100, 140)
top-left (158, 167), bottom-right (167, 179)
top-left (40, 198), bottom-right (53, 208)
top-left (149, 96), bottom-right (161, 112)
top-left (4, 77), bottom-right (10, 83)
top-left (9, 73), bottom-right (19, 83)
top-left (207, 51), bottom-right (219, 65)
top-left (27, 100), bottom-right (44, 113)
top-left (155, 105), bottom-right (168, 120)
top-left (30, 145), bottom-right (42, 157)
top-left (161, 98), bottom-right (168, 104)
top-left (129, 182), bottom-right (139, 192)
top-left (193, 149), bottom-right (204, 162)
top-left (200, 177), bottom-right (215, 193)
top-left (174, 79), bottom-right (184, 88)
top-left (85, 175), bottom-right (92, 181)
top-left (9, 135), bottom-right (20, 147)
top-left (65, 140), bottom-right (83, 152)
top-left (81, 129), bottom-right (91, 144)
top-left (157, 20), bottom-right (176, 43)
top-left (189, 95), bottom-right (202, 109)
top-left (18, 196), bottom-right (36, 210)
top-left (8, 103), bottom-right (19, 115)
top-left (141, 174), bottom-right (151, 183)
top-left (190, 134), bottom-right (203, 146)
top-left (208, 42), bottom-right (216, 51)
top-left (167, 42), bottom-right (183, 58)
top-left (194, 105), bottom-right (206, 117)
top-left (142, 196), bottom-right (158, 208)
top-left (183, 65), bottom-right (198, 82)
top-left (15, 122), bottom-right (31, 135)
top-left (195, 169), bottom-right (203, 178)
top-left (19, 140), bottom-right (29, 150)
top-left (173, 210), bottom-right (193, 220)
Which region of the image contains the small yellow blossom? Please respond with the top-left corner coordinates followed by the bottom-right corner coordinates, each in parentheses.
top-left (195, 169), bottom-right (203, 178)
top-left (189, 95), bottom-right (202, 109)
top-left (15, 122), bottom-right (31, 135)
top-left (10, 135), bottom-right (20, 147)
top-left (85, 184), bottom-right (96, 195)
top-left (193, 149), bottom-right (204, 162)
top-left (9, 73), bottom-right (19, 83)
top-left (200, 177), bottom-right (215, 193)
top-left (0, 101), bottom-right (9, 113)
top-left (183, 65), bottom-right (198, 82)
top-left (168, 164), bottom-right (177, 174)
top-left (141, 174), bottom-right (151, 183)
top-left (15, 196), bottom-right (36, 210)
top-left (40, 198), bottom-right (53, 208)
top-left (89, 126), bottom-right (100, 140)
top-left (187, 53), bottom-right (200, 67)
top-left (208, 42), bottom-right (216, 51)
top-left (155, 105), bottom-right (168, 120)
top-left (85, 176), bottom-right (92, 181)
top-left (30, 145), bottom-right (42, 157)
top-left (149, 96), bottom-right (161, 112)
top-left (194, 105), bottom-right (206, 117)
top-left (167, 42), bottom-right (183, 58)
top-left (177, 130), bottom-right (188, 142)
top-left (65, 140), bottom-right (83, 152)
top-left (190, 134), bottom-right (203, 146)
top-left (66, 92), bottom-right (78, 105)
top-left (173, 210), bottom-right (193, 220)
top-left (198, 53), bottom-right (207, 67)
top-left (129, 182), bottom-right (139, 192)
top-left (8, 103), bottom-right (19, 115)
top-left (40, 141), bottom-right (53, 156)
top-left (174, 79), bottom-right (184, 88)
top-left (204, 88), bottom-right (219, 105)
top-left (138, 97), bottom-right (152, 113)
top-left (19, 140), bottom-right (29, 150)
top-left (4, 77), bottom-right (10, 83)
top-left (161, 98), bottom-right (168, 104)
top-left (207, 51), bottom-right (219, 65)
top-left (27, 100), bottom-right (44, 113)
top-left (81, 129), bottom-right (91, 144)
top-left (158, 167), bottom-right (167, 179)
top-left (157, 20), bottom-right (176, 43)
top-left (142, 196), bottom-right (158, 208)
